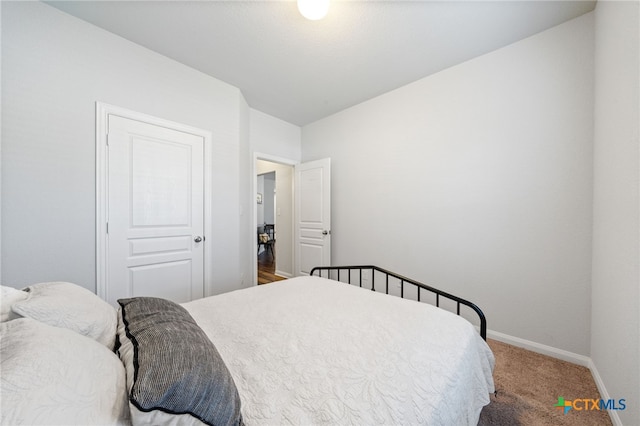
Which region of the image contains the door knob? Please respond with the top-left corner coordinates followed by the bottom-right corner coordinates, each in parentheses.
top-left (194, 236), bottom-right (203, 243)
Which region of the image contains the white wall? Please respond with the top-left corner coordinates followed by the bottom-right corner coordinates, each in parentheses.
top-left (250, 108), bottom-right (301, 163)
top-left (262, 172), bottom-right (276, 224)
top-left (1, 2), bottom-right (246, 294)
top-left (591, 1), bottom-right (639, 424)
top-left (238, 95), bottom-right (252, 289)
top-left (256, 175), bottom-right (265, 225)
top-left (302, 14), bottom-right (594, 356)
top-left (0, 0), bottom-right (3, 283)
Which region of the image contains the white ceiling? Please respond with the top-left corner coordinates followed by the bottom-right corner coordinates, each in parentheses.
top-left (46, 0), bottom-right (596, 126)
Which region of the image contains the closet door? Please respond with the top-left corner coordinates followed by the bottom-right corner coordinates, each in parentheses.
top-left (105, 114), bottom-right (205, 304)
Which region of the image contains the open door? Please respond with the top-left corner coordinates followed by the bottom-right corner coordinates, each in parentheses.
top-left (295, 158), bottom-right (331, 276)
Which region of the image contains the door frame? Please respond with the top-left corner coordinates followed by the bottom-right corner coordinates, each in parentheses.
top-left (96, 102), bottom-right (213, 300)
top-left (252, 152), bottom-right (297, 286)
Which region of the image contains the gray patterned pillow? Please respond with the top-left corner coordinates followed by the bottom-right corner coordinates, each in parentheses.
top-left (117, 297), bottom-right (243, 426)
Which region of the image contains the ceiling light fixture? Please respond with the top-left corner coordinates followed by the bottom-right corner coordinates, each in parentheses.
top-left (297, 0), bottom-right (330, 20)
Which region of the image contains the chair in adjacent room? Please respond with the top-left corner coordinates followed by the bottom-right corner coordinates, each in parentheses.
top-left (257, 224), bottom-right (276, 260)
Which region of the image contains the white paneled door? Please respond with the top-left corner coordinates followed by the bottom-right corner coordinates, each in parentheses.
top-left (295, 158), bottom-right (331, 275)
top-left (105, 114), bottom-right (205, 305)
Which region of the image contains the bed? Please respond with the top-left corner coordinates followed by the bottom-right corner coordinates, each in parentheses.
top-left (1, 265), bottom-right (495, 426)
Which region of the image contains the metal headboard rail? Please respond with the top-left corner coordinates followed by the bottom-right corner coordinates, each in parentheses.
top-left (309, 265), bottom-right (487, 340)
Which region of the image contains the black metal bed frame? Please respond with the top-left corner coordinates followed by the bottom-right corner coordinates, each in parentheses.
top-left (309, 265), bottom-right (487, 340)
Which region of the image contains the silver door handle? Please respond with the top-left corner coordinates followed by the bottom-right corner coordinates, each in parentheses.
top-left (194, 236), bottom-right (203, 243)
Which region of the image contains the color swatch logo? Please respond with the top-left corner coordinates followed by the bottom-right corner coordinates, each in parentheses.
top-left (554, 397), bottom-right (626, 414)
top-left (554, 397), bottom-right (573, 414)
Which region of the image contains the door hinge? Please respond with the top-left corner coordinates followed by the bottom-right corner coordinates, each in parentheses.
top-left (106, 222), bottom-right (109, 234)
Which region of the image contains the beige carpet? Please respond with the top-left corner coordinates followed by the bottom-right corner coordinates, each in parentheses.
top-left (478, 339), bottom-right (613, 426)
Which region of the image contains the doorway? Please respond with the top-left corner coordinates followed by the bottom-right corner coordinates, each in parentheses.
top-left (256, 159), bottom-right (294, 284)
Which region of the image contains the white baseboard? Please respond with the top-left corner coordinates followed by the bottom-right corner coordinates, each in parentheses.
top-left (587, 359), bottom-right (624, 426)
top-left (487, 329), bottom-right (622, 426)
top-left (275, 270), bottom-right (293, 279)
top-left (487, 329), bottom-right (591, 367)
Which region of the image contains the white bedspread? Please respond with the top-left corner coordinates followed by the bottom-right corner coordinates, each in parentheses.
top-left (183, 276), bottom-right (495, 425)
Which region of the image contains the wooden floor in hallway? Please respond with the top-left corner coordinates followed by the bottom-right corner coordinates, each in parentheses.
top-left (257, 250), bottom-right (287, 285)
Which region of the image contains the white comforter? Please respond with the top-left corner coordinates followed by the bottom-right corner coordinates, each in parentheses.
top-left (183, 276), bottom-right (495, 426)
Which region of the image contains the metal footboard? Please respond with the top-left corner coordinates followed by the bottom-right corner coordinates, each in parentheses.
top-left (309, 265), bottom-right (487, 340)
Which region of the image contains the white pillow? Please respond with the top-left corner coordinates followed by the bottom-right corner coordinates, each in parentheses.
top-left (0, 285), bottom-right (28, 322)
top-left (0, 318), bottom-right (130, 425)
top-left (12, 281), bottom-right (117, 349)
